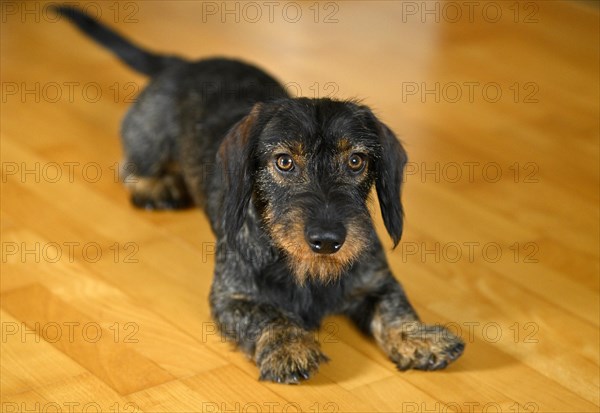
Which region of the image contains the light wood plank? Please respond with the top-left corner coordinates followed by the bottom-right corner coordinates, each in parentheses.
top-left (1, 0), bottom-right (598, 411)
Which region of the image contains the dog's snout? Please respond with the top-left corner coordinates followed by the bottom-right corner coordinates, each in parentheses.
top-left (305, 224), bottom-right (346, 254)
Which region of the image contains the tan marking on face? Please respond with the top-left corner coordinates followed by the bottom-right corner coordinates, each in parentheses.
top-left (290, 141), bottom-right (305, 157)
top-left (266, 209), bottom-right (367, 284)
top-left (337, 138), bottom-right (351, 151)
top-left (332, 142), bottom-right (370, 180)
top-left (265, 143), bottom-right (308, 185)
top-left (336, 138), bottom-right (369, 154)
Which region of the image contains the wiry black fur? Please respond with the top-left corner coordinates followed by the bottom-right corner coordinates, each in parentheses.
top-left (54, 5), bottom-right (464, 383)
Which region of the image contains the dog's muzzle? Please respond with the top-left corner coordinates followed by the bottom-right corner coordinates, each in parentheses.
top-left (304, 223), bottom-right (346, 254)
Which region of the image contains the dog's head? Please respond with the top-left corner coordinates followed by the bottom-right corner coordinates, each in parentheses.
top-left (217, 98), bottom-right (407, 283)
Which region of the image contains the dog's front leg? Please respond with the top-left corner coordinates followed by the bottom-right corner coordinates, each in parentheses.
top-left (370, 280), bottom-right (465, 371)
top-left (346, 260), bottom-right (465, 371)
top-left (210, 284), bottom-right (328, 383)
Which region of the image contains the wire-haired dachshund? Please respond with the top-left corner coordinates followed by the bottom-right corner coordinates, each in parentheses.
top-left (54, 5), bottom-right (464, 384)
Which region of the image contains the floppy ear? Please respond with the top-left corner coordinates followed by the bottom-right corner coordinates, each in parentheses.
top-left (374, 120), bottom-right (408, 248)
top-left (216, 104), bottom-right (263, 246)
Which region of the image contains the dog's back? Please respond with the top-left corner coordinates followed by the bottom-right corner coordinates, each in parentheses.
top-left (53, 5), bottom-right (288, 212)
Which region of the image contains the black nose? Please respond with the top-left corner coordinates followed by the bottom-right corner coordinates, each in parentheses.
top-left (305, 225), bottom-right (346, 254)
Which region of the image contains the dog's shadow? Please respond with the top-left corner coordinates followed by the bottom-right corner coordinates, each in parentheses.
top-left (310, 315), bottom-right (514, 386)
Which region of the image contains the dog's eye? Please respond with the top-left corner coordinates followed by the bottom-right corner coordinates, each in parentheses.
top-left (275, 154), bottom-right (294, 172)
top-left (348, 153), bottom-right (366, 172)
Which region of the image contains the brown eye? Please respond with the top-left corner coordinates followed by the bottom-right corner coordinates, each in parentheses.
top-left (348, 153), bottom-right (365, 172)
top-left (275, 154), bottom-right (294, 172)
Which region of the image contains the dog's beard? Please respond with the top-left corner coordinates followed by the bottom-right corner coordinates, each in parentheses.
top-left (265, 211), bottom-right (367, 284)
top-left (284, 251), bottom-right (360, 285)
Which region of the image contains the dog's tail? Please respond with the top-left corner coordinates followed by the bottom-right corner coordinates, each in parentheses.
top-left (51, 5), bottom-right (185, 76)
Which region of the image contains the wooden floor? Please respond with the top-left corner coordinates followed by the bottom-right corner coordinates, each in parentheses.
top-left (1, 1), bottom-right (599, 411)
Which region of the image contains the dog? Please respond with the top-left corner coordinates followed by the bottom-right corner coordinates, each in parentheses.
top-left (54, 6), bottom-right (464, 383)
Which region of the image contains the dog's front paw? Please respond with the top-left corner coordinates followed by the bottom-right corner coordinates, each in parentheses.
top-left (255, 325), bottom-right (328, 384)
top-left (377, 321), bottom-right (464, 371)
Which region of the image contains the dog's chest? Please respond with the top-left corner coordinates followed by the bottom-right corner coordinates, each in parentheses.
top-left (256, 262), bottom-right (347, 329)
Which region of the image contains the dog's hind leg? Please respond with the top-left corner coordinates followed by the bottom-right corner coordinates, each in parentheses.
top-left (121, 163), bottom-right (192, 210)
top-left (118, 73), bottom-right (193, 210)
